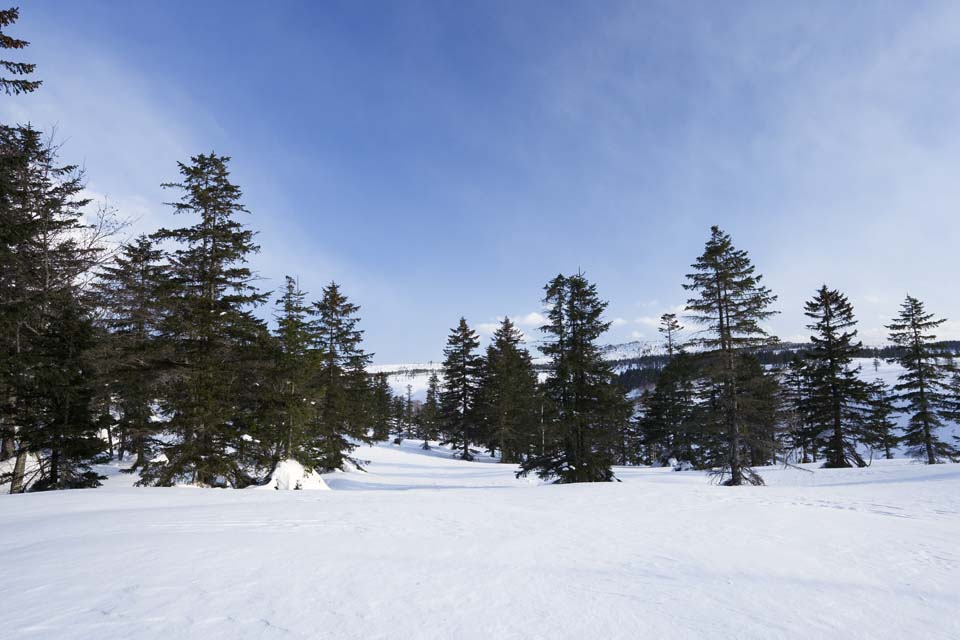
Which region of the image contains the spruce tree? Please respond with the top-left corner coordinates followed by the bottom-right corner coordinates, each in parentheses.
top-left (659, 312), bottom-right (683, 358)
top-left (0, 125), bottom-right (105, 492)
top-left (683, 226), bottom-right (778, 485)
top-left (144, 153), bottom-right (269, 487)
top-left (519, 273), bottom-right (630, 483)
top-left (268, 276), bottom-right (317, 462)
top-left (417, 370), bottom-right (441, 449)
top-left (802, 286), bottom-right (868, 468)
top-left (439, 318), bottom-right (482, 460)
top-left (0, 7), bottom-right (41, 95)
top-left (309, 282), bottom-right (373, 470)
top-left (368, 372), bottom-right (393, 441)
top-left (639, 352), bottom-right (698, 466)
top-left (863, 379), bottom-right (899, 460)
top-left (475, 317), bottom-right (540, 463)
top-left (886, 296), bottom-right (957, 464)
top-left (780, 355), bottom-right (817, 463)
top-left (93, 235), bottom-right (167, 472)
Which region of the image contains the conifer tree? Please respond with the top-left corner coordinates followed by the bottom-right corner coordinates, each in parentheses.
top-left (309, 282), bottom-right (373, 470)
top-left (0, 7), bottom-right (41, 95)
top-left (417, 370), bottom-right (441, 449)
top-left (683, 226), bottom-right (778, 485)
top-left (0, 125), bottom-right (106, 491)
top-left (639, 352), bottom-right (698, 466)
top-left (659, 312), bottom-right (683, 358)
top-left (268, 276), bottom-right (317, 462)
top-left (886, 296), bottom-right (957, 464)
top-left (439, 318), bottom-right (482, 459)
top-left (863, 379), bottom-right (899, 460)
top-left (519, 273), bottom-right (630, 483)
top-left (475, 317), bottom-right (540, 463)
top-left (368, 372), bottom-right (393, 441)
top-left (93, 235), bottom-right (167, 471)
top-left (144, 153), bottom-right (269, 487)
top-left (802, 286), bottom-right (868, 468)
top-left (780, 355), bottom-right (817, 463)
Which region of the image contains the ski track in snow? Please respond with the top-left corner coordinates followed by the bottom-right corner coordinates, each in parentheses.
top-left (1, 440), bottom-right (959, 640)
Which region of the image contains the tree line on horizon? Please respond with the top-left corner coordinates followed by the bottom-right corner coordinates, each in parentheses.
top-left (2, 6), bottom-right (959, 493)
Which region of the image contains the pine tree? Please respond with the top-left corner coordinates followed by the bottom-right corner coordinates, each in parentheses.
top-left (863, 379), bottom-right (899, 460)
top-left (659, 312), bottom-right (683, 358)
top-left (368, 372), bottom-right (393, 441)
top-left (28, 293), bottom-right (106, 489)
top-left (439, 318), bottom-right (482, 460)
top-left (802, 286), bottom-right (868, 468)
top-left (639, 352), bottom-right (698, 466)
top-left (886, 296), bottom-right (957, 464)
top-left (144, 153), bottom-right (269, 487)
top-left (683, 226), bottom-right (778, 485)
top-left (519, 273), bottom-right (630, 483)
top-left (417, 370), bottom-right (441, 449)
top-left (267, 276), bottom-right (317, 463)
top-left (475, 317), bottom-right (540, 463)
top-left (780, 355), bottom-right (817, 463)
top-left (309, 282), bottom-right (373, 471)
top-left (93, 235), bottom-right (167, 472)
top-left (0, 8), bottom-right (41, 95)
top-left (0, 125), bottom-right (106, 492)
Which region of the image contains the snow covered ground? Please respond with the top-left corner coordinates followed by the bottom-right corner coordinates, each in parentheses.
top-left (1, 440), bottom-right (959, 639)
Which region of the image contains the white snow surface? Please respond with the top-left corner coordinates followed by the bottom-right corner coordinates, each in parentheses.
top-left (1, 440), bottom-right (959, 639)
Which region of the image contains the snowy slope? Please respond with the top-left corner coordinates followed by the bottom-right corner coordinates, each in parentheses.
top-left (1, 441), bottom-right (959, 639)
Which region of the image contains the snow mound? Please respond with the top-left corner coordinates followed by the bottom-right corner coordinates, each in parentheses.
top-left (262, 459), bottom-right (330, 491)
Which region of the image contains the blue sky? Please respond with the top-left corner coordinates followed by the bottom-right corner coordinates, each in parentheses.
top-left (6, 1), bottom-right (960, 362)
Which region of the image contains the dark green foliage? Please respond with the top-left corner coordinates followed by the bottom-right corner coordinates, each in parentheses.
top-left (659, 313), bottom-right (683, 358)
top-left (886, 296), bottom-right (957, 464)
top-left (779, 356), bottom-right (818, 463)
top-left (475, 317), bottom-right (540, 463)
top-left (802, 286), bottom-right (868, 468)
top-left (417, 371), bottom-right (441, 448)
top-left (639, 352), bottom-right (698, 466)
top-left (143, 153), bottom-right (270, 487)
top-left (368, 372), bottom-right (394, 441)
top-left (267, 276), bottom-right (317, 462)
top-left (0, 125), bottom-right (105, 492)
top-left (519, 273), bottom-right (630, 483)
top-left (93, 235), bottom-right (167, 472)
top-left (308, 282), bottom-right (373, 471)
top-left (0, 8), bottom-right (41, 95)
top-left (439, 317), bottom-right (482, 460)
top-left (27, 295), bottom-right (106, 490)
top-left (683, 226), bottom-right (778, 485)
top-left (863, 379), bottom-right (899, 460)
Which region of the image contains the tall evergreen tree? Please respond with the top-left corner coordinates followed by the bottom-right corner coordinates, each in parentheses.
top-left (519, 273), bottom-right (630, 483)
top-left (143, 153), bottom-right (269, 487)
top-left (309, 282), bottom-right (373, 471)
top-left (268, 276), bottom-right (317, 463)
top-left (780, 355), bottom-right (817, 463)
top-left (417, 370), bottom-right (441, 449)
top-left (886, 296), bottom-right (957, 464)
top-left (683, 226), bottom-right (778, 485)
top-left (0, 125), bottom-right (106, 492)
top-left (93, 235), bottom-right (167, 472)
top-left (368, 372), bottom-right (393, 441)
top-left (863, 379), bottom-right (899, 461)
top-left (439, 318), bottom-right (482, 460)
top-left (659, 312), bottom-right (683, 358)
top-left (475, 317), bottom-right (540, 463)
top-left (802, 286), bottom-right (868, 468)
top-left (639, 352), bottom-right (698, 466)
top-left (0, 7), bottom-right (41, 95)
